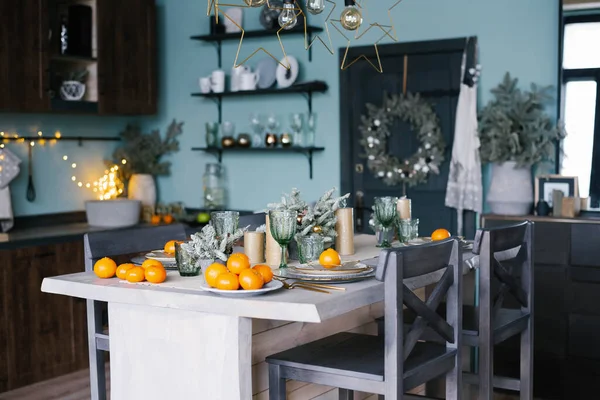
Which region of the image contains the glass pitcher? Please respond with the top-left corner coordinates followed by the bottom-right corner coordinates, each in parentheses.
top-left (202, 163), bottom-right (226, 210)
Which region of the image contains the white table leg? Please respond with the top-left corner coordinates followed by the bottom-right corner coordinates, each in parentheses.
top-left (108, 303), bottom-right (252, 400)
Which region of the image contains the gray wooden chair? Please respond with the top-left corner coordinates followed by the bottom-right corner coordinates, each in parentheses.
top-left (377, 221), bottom-right (533, 400)
top-left (266, 238), bottom-right (463, 400)
top-left (84, 224), bottom-right (187, 400)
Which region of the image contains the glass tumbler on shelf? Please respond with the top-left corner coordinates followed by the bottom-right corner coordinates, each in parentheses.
top-left (250, 113), bottom-right (265, 147)
top-left (205, 122), bottom-right (219, 147)
top-left (290, 113), bottom-right (304, 147)
top-left (221, 121), bottom-right (235, 141)
top-left (203, 163), bottom-right (226, 210)
top-left (267, 113), bottom-right (280, 134)
top-left (297, 235), bottom-right (325, 264)
top-left (268, 210), bottom-right (297, 269)
top-left (175, 242), bottom-right (200, 277)
top-left (373, 196), bottom-right (398, 248)
top-left (306, 112), bottom-right (317, 147)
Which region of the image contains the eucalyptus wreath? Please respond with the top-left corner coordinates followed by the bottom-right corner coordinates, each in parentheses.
top-left (359, 93), bottom-right (445, 187)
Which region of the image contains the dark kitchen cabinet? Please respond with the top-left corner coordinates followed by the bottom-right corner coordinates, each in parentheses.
top-left (0, 240), bottom-right (88, 393)
top-left (0, 0), bottom-right (157, 115)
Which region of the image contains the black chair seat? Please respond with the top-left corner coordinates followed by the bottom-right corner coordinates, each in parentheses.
top-left (266, 332), bottom-right (457, 385)
top-left (377, 306), bottom-right (530, 346)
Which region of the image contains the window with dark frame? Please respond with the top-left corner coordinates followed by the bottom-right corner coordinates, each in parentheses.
top-left (561, 14), bottom-right (600, 208)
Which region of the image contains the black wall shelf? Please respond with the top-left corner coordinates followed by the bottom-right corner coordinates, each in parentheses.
top-left (191, 80), bottom-right (328, 123)
top-left (191, 146), bottom-right (325, 179)
top-left (191, 25), bottom-right (324, 66)
top-left (50, 99), bottom-right (99, 114)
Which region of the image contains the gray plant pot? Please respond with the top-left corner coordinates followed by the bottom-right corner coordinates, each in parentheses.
top-left (487, 161), bottom-right (533, 215)
top-left (85, 199), bottom-right (141, 228)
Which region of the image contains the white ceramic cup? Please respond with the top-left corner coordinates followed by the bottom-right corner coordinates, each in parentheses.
top-left (231, 66), bottom-right (250, 92)
top-left (239, 72), bottom-right (260, 91)
top-left (199, 77), bottom-right (211, 93)
top-left (210, 70), bottom-right (226, 93)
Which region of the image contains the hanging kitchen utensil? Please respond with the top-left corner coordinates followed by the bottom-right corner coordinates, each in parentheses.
top-left (26, 144), bottom-right (36, 202)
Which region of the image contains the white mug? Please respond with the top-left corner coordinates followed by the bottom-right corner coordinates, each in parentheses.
top-left (231, 66), bottom-right (250, 92)
top-left (239, 72), bottom-right (260, 91)
top-left (209, 70), bottom-right (226, 93)
top-left (199, 77), bottom-right (211, 93)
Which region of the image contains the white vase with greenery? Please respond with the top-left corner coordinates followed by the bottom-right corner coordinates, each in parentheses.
top-left (479, 73), bottom-right (565, 215)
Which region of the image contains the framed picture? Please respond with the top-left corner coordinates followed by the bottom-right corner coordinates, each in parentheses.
top-left (535, 175), bottom-right (579, 207)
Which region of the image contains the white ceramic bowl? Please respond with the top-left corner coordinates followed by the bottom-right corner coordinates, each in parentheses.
top-left (85, 199), bottom-right (141, 228)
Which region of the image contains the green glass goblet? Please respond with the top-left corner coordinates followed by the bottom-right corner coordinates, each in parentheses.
top-left (211, 211), bottom-right (239, 254)
top-left (374, 196), bottom-right (398, 248)
top-left (268, 210), bottom-right (297, 269)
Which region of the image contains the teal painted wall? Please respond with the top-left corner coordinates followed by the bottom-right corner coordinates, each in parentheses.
top-left (5, 0), bottom-right (559, 216)
top-left (145, 0), bottom-right (560, 212)
top-left (0, 114), bottom-right (135, 216)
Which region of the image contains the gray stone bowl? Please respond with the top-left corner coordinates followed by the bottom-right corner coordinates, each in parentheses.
top-left (85, 199), bottom-right (141, 228)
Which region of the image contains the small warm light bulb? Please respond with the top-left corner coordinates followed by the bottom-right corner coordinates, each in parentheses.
top-left (54, 131), bottom-right (61, 139)
top-left (37, 131), bottom-right (42, 137)
top-left (30, 141), bottom-right (35, 147)
top-left (114, 166), bottom-right (119, 171)
top-left (86, 183), bottom-right (91, 188)
top-left (13, 134), bottom-right (18, 138)
top-left (63, 155), bottom-right (68, 161)
top-left (278, 0), bottom-right (298, 30)
top-left (71, 163), bottom-right (77, 168)
top-left (121, 159), bottom-right (127, 164)
top-left (340, 0), bottom-right (362, 31)
top-left (0, 132), bottom-right (4, 137)
top-left (71, 176), bottom-right (76, 181)
top-left (0, 144), bottom-right (4, 149)
top-left (78, 182), bottom-right (83, 187)
top-left (93, 188), bottom-right (98, 192)
top-left (307, 0), bottom-right (325, 14)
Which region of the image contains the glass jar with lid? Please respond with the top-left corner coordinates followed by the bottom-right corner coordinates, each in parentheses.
top-left (202, 163), bottom-right (226, 210)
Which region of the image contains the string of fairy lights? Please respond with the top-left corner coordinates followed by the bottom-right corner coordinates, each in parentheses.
top-left (0, 130), bottom-right (126, 201)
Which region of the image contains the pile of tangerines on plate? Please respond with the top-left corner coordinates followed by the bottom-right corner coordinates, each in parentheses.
top-left (92, 239), bottom-right (183, 284)
top-left (204, 253), bottom-right (273, 291)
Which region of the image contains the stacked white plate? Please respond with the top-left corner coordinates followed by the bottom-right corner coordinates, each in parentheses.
top-left (279, 262), bottom-right (375, 283)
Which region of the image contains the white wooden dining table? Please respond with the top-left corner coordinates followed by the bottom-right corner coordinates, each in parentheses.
top-left (41, 234), bottom-right (474, 400)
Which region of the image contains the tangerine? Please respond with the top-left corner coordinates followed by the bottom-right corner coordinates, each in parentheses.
top-left (142, 259), bottom-right (164, 270)
top-left (116, 263), bottom-right (136, 280)
top-left (163, 240), bottom-right (182, 255)
top-left (150, 215), bottom-right (161, 225)
top-left (204, 263), bottom-right (229, 288)
top-left (319, 249), bottom-right (341, 269)
top-left (227, 253), bottom-right (251, 275)
top-left (145, 265), bottom-right (167, 284)
top-left (94, 257), bottom-right (117, 278)
top-left (163, 214), bottom-right (174, 224)
top-left (252, 264), bottom-right (273, 283)
top-left (431, 228), bottom-right (451, 241)
top-left (239, 268), bottom-right (265, 290)
top-left (126, 266), bottom-right (146, 283)
top-left (215, 272), bottom-right (240, 290)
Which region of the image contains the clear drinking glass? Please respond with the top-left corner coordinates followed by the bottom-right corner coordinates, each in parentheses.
top-left (267, 113), bottom-right (280, 134)
top-left (176, 242), bottom-right (200, 276)
top-left (268, 210), bottom-right (297, 268)
top-left (290, 113), bottom-right (304, 147)
top-left (211, 211), bottom-right (239, 254)
top-left (306, 112), bottom-right (317, 147)
top-left (203, 163), bottom-right (225, 210)
top-left (205, 122), bottom-right (219, 147)
top-left (409, 218), bottom-right (419, 240)
top-left (374, 196), bottom-right (398, 248)
top-left (250, 113), bottom-right (265, 147)
top-left (297, 235), bottom-right (325, 264)
top-left (221, 121), bottom-right (235, 140)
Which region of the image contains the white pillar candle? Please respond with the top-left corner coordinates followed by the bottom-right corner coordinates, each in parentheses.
top-left (265, 214), bottom-right (282, 267)
top-left (244, 232), bottom-right (265, 264)
top-left (397, 197), bottom-right (412, 220)
top-left (335, 208), bottom-right (355, 256)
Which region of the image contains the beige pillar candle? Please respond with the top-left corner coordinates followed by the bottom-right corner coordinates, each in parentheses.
top-left (335, 208), bottom-right (355, 256)
top-left (265, 214), bottom-right (282, 267)
top-left (397, 197), bottom-right (412, 220)
top-left (244, 231), bottom-right (265, 264)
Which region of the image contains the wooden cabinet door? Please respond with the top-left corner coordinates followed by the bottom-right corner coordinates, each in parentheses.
top-left (0, 0), bottom-right (50, 112)
top-left (97, 0), bottom-right (157, 115)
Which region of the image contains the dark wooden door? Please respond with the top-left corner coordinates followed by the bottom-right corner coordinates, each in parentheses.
top-left (0, 0), bottom-right (50, 112)
top-left (340, 38), bottom-right (474, 238)
top-left (97, 0), bottom-right (157, 115)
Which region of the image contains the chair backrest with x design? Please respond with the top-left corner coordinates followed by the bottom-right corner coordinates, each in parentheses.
top-left (472, 221), bottom-right (533, 324)
top-left (375, 238), bottom-right (462, 397)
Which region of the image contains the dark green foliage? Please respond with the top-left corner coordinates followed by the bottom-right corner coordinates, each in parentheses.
top-left (478, 72), bottom-right (565, 166)
top-left (106, 120), bottom-right (183, 181)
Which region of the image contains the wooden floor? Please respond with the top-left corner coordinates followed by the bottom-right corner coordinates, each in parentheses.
top-left (0, 366), bottom-right (536, 400)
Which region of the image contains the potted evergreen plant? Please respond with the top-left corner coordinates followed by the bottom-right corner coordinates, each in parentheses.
top-left (107, 120), bottom-right (183, 209)
top-left (479, 73), bottom-right (565, 215)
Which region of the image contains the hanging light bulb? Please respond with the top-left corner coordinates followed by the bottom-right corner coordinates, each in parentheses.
top-left (340, 0), bottom-right (362, 31)
top-left (307, 0), bottom-right (325, 14)
top-left (244, 0), bottom-right (267, 6)
top-left (278, 0), bottom-right (298, 30)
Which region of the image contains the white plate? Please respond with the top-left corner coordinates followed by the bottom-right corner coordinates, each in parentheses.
top-left (256, 57), bottom-right (277, 89)
top-left (293, 262), bottom-right (372, 275)
top-left (283, 264), bottom-right (375, 280)
top-left (145, 250), bottom-right (175, 263)
top-left (198, 279), bottom-right (284, 297)
top-left (276, 55), bottom-right (299, 88)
